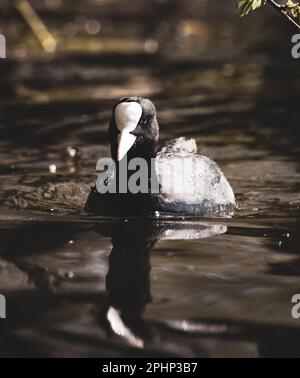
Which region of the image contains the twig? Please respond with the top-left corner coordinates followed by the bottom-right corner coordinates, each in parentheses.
top-left (267, 0), bottom-right (300, 30)
top-left (15, 0), bottom-right (57, 52)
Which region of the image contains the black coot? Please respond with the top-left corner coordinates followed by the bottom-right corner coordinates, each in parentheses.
top-left (85, 97), bottom-right (236, 215)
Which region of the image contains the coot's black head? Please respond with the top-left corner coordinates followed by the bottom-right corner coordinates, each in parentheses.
top-left (108, 97), bottom-right (159, 162)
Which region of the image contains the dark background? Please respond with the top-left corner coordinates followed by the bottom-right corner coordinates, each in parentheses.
top-left (0, 0), bottom-right (300, 358)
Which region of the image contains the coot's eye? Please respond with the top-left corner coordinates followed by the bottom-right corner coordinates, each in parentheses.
top-left (140, 117), bottom-right (147, 126)
top-left (130, 123), bottom-right (144, 136)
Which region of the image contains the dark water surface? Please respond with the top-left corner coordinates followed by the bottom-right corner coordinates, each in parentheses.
top-left (0, 0), bottom-right (300, 357)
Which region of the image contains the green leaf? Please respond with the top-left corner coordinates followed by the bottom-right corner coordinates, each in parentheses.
top-left (292, 6), bottom-right (300, 21)
top-left (286, 0), bottom-right (300, 21)
top-left (237, 0), bottom-right (267, 17)
top-left (287, 0), bottom-right (299, 8)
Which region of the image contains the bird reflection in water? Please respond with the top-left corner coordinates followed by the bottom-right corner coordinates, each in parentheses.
top-left (99, 220), bottom-right (227, 349)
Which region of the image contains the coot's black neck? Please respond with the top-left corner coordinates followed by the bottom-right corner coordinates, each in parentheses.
top-left (112, 137), bottom-right (158, 194)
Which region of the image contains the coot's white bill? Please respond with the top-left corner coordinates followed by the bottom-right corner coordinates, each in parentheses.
top-left (115, 102), bottom-right (142, 161)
